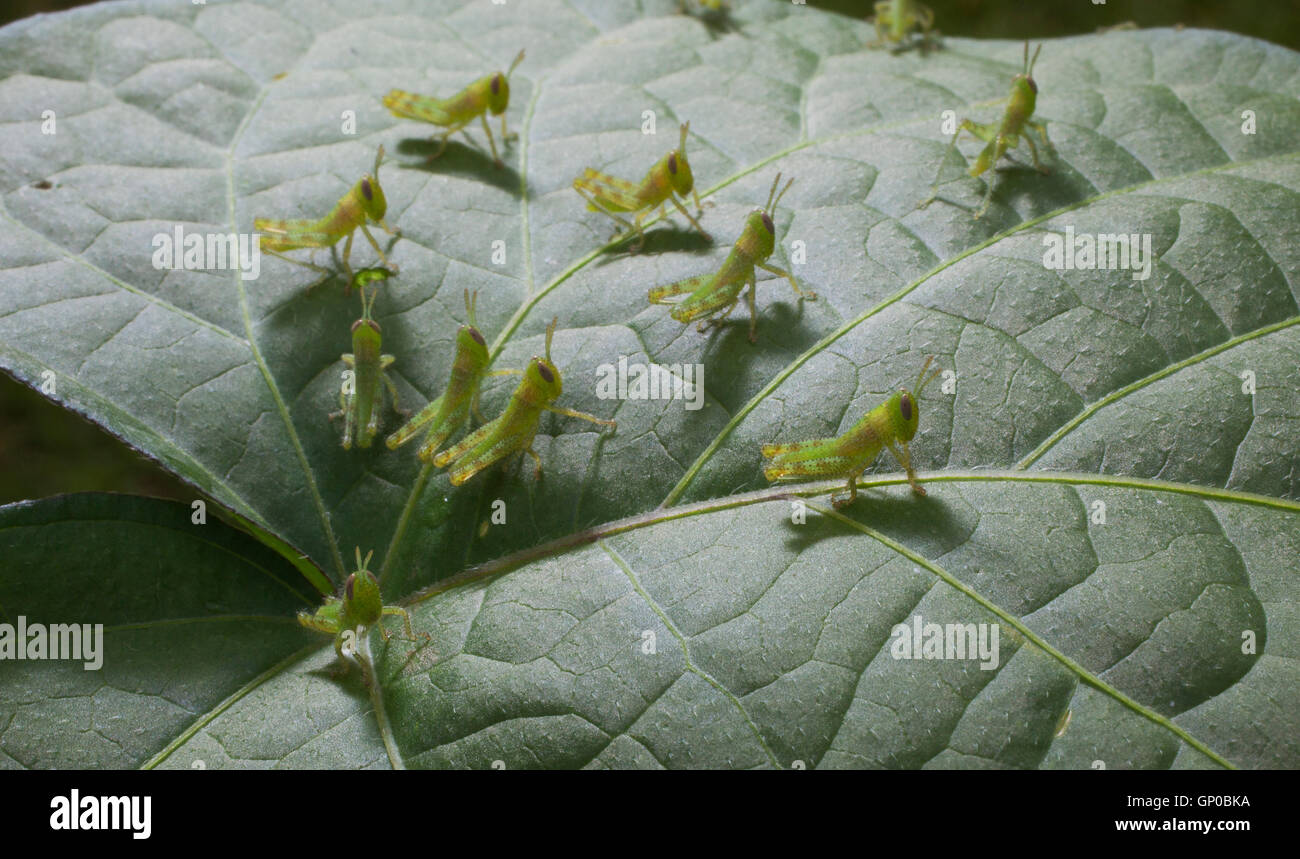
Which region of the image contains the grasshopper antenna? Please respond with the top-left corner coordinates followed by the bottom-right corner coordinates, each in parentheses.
top-left (1026, 42), bottom-right (1041, 77)
top-left (508, 49), bottom-right (525, 78)
top-left (913, 355), bottom-right (942, 395)
top-left (768, 172), bottom-right (794, 215)
top-left (545, 316), bottom-right (558, 362)
top-left (465, 288), bottom-right (479, 328)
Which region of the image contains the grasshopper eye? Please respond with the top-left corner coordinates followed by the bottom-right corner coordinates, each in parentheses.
top-left (345, 574), bottom-right (356, 600)
top-left (1026, 77), bottom-right (1037, 94)
top-left (352, 318), bottom-right (380, 334)
top-left (468, 327), bottom-right (486, 346)
top-left (361, 178), bottom-right (373, 201)
top-left (761, 213), bottom-right (774, 234)
top-left (667, 153), bottom-right (678, 175)
top-left (536, 361), bottom-right (554, 384)
top-left (899, 393), bottom-right (913, 422)
top-left (491, 74), bottom-right (502, 95)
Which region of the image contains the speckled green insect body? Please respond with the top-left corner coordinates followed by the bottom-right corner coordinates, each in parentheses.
top-left (383, 50), bottom-right (524, 167)
top-left (331, 270), bottom-right (400, 450)
top-left (254, 147), bottom-right (399, 286)
top-left (297, 548), bottom-right (422, 668)
top-left (762, 358), bottom-right (941, 506)
top-left (432, 319), bottom-right (616, 486)
top-left (921, 42), bottom-right (1054, 218)
top-left (573, 121), bottom-right (709, 249)
top-left (868, 0), bottom-right (938, 51)
top-left (648, 173), bottom-right (813, 343)
top-left (385, 290), bottom-right (506, 462)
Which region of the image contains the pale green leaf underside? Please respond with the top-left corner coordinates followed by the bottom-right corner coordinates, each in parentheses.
top-left (1, 0), bottom-right (1297, 768)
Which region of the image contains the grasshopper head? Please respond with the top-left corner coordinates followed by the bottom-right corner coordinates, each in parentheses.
top-left (745, 172), bottom-right (794, 259)
top-left (358, 146), bottom-right (389, 220)
top-left (666, 122), bottom-right (695, 197)
top-left (340, 549), bottom-right (383, 629)
top-left (351, 317), bottom-right (382, 354)
top-left (351, 278), bottom-right (384, 350)
top-left (488, 49), bottom-right (525, 116)
top-left (457, 323), bottom-right (490, 365)
top-left (1011, 42), bottom-right (1042, 105)
top-left (457, 288), bottom-right (490, 365)
top-left (525, 317), bottom-right (565, 403)
top-left (894, 356), bottom-right (942, 443)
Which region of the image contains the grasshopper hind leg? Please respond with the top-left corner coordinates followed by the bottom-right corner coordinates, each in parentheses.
top-left (830, 475), bottom-right (858, 509)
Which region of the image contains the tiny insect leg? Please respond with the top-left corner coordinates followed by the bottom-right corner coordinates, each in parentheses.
top-left (543, 405), bottom-right (616, 428)
top-left (525, 445), bottom-right (544, 480)
top-left (573, 186), bottom-right (642, 243)
top-left (746, 279), bottom-right (759, 343)
top-left (381, 605), bottom-right (431, 662)
top-left (480, 113), bottom-right (503, 168)
top-left (831, 474), bottom-right (858, 508)
top-left (380, 365), bottom-right (406, 418)
top-left (338, 231), bottom-right (357, 289)
top-left (757, 261), bottom-right (818, 301)
top-left (1027, 118), bottom-right (1055, 161)
top-left (887, 439), bottom-right (926, 496)
top-left (920, 125), bottom-right (966, 209)
top-left (669, 194), bottom-right (711, 240)
top-left (697, 298), bottom-right (738, 333)
top-left (262, 248), bottom-right (337, 289)
top-left (358, 224), bottom-right (397, 274)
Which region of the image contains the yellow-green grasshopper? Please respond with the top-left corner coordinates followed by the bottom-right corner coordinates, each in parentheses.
top-left (297, 547), bottom-right (428, 673)
top-left (648, 173), bottom-right (814, 344)
top-left (920, 42), bottom-right (1054, 219)
top-left (385, 290), bottom-right (517, 462)
top-left (867, 0), bottom-right (939, 52)
top-left (383, 50), bottom-right (525, 168)
top-left (331, 269), bottom-right (402, 450)
top-left (761, 357), bottom-right (942, 506)
top-left (573, 121), bottom-right (710, 250)
top-left (254, 146), bottom-right (400, 288)
top-left (432, 318), bottom-right (616, 486)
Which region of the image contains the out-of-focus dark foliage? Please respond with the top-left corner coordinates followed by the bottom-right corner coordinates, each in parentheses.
top-left (1, 0), bottom-right (1294, 505)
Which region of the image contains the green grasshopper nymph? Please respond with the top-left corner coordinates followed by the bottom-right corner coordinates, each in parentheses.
top-left (867, 0), bottom-right (939, 52)
top-left (254, 146), bottom-right (400, 288)
top-left (432, 318), bottom-right (616, 486)
top-left (385, 290), bottom-right (517, 462)
top-left (573, 121), bottom-right (710, 250)
top-left (648, 173), bottom-right (814, 344)
top-left (383, 49), bottom-right (525, 168)
top-left (331, 269), bottom-right (401, 450)
top-left (920, 42), bottom-right (1054, 219)
top-left (297, 547), bottom-right (428, 672)
top-left (761, 357), bottom-right (942, 507)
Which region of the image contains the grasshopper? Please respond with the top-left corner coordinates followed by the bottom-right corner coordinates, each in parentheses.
top-left (762, 357), bottom-right (942, 507)
top-left (573, 121), bottom-right (710, 250)
top-left (920, 42), bottom-right (1054, 219)
top-left (648, 173), bottom-right (814, 344)
top-left (383, 50), bottom-right (525, 168)
top-left (254, 146), bottom-right (399, 288)
top-left (330, 269), bottom-right (401, 450)
top-left (298, 547), bottom-right (428, 672)
top-left (432, 318), bottom-right (616, 486)
top-left (385, 290), bottom-right (516, 462)
top-left (867, 0), bottom-right (939, 52)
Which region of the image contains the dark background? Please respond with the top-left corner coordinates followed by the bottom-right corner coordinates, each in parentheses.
top-left (2, 0), bottom-right (1297, 504)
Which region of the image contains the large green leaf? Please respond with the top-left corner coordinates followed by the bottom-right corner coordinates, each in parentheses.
top-left (1, 0), bottom-right (1297, 768)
